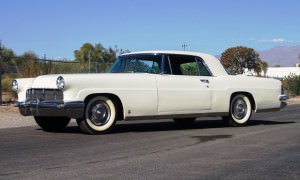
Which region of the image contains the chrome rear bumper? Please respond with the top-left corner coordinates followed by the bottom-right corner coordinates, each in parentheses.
top-left (279, 95), bottom-right (289, 109)
top-left (16, 101), bottom-right (85, 118)
top-left (279, 95), bottom-right (289, 101)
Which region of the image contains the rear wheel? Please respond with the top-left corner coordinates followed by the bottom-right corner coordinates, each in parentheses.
top-left (77, 96), bottom-right (117, 135)
top-left (223, 94), bottom-right (252, 126)
top-left (34, 116), bottom-right (70, 132)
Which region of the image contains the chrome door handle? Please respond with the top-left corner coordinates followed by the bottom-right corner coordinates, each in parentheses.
top-left (200, 79), bottom-right (209, 83)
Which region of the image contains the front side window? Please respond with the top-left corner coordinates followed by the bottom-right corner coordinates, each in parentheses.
top-left (109, 54), bottom-right (162, 74)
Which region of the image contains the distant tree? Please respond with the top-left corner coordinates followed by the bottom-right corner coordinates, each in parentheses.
top-left (103, 47), bottom-right (117, 63)
top-left (254, 63), bottom-right (262, 76)
top-left (74, 43), bottom-right (105, 63)
top-left (274, 64), bottom-right (281, 67)
top-left (260, 61), bottom-right (268, 77)
top-left (74, 43), bottom-right (120, 72)
top-left (0, 45), bottom-right (16, 74)
top-left (0, 43), bottom-right (46, 78)
top-left (20, 51), bottom-right (40, 64)
top-left (20, 51), bottom-right (47, 77)
top-left (114, 45), bottom-right (131, 56)
top-left (283, 74), bottom-right (300, 96)
top-left (220, 46), bottom-right (262, 74)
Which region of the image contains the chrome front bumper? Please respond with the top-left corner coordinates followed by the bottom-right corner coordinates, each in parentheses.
top-left (17, 101), bottom-right (85, 119)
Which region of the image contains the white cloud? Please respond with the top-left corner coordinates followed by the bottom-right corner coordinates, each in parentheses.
top-left (256, 38), bottom-right (285, 43)
top-left (270, 38), bottom-right (285, 43)
top-left (249, 38), bottom-right (300, 43)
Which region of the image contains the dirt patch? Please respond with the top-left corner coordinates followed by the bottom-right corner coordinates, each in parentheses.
top-left (287, 96), bottom-right (300, 105)
top-left (0, 105), bottom-right (18, 113)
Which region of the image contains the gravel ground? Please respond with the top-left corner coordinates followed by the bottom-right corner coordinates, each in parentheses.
top-left (0, 105), bottom-right (36, 129)
top-left (0, 97), bottom-right (299, 129)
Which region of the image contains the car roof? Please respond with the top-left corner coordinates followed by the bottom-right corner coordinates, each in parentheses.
top-left (121, 50), bottom-right (228, 76)
top-left (122, 50), bottom-right (212, 57)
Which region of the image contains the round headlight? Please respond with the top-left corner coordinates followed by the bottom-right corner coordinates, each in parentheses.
top-left (56, 76), bottom-right (65, 90)
top-left (12, 80), bottom-right (18, 92)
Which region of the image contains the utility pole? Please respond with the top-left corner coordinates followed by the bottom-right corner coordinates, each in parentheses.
top-left (0, 40), bottom-right (3, 105)
top-left (182, 43), bottom-right (188, 51)
top-left (88, 49), bottom-right (91, 73)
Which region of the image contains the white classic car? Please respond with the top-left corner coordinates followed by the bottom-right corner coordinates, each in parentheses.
top-left (13, 51), bottom-right (288, 134)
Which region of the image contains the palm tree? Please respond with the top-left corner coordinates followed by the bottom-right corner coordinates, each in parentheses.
top-left (260, 61), bottom-right (268, 77)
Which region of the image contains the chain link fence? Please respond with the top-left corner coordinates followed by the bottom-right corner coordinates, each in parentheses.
top-left (0, 56), bottom-right (113, 104)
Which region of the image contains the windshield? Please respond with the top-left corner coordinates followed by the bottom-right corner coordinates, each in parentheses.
top-left (109, 54), bottom-right (162, 74)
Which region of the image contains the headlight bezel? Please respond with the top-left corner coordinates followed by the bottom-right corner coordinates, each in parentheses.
top-left (56, 76), bottom-right (65, 90)
top-left (12, 80), bottom-right (18, 92)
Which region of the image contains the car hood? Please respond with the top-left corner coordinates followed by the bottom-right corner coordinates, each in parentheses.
top-left (30, 73), bottom-right (154, 89)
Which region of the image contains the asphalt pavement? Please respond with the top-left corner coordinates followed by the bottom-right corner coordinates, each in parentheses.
top-left (0, 105), bottom-right (299, 180)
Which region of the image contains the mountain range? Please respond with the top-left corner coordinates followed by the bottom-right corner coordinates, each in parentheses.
top-left (258, 45), bottom-right (300, 67)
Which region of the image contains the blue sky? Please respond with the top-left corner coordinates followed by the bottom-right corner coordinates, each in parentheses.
top-left (1, 0), bottom-right (300, 59)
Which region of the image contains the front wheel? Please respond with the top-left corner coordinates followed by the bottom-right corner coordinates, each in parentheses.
top-left (34, 116), bottom-right (71, 132)
top-left (223, 94), bottom-right (252, 127)
top-left (77, 96), bottom-right (117, 135)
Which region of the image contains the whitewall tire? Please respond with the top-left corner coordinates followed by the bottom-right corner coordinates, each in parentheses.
top-left (223, 94), bottom-right (252, 126)
top-left (78, 96), bottom-right (116, 134)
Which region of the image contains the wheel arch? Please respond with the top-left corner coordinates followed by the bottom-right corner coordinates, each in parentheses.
top-left (84, 93), bottom-right (124, 121)
top-left (230, 92), bottom-right (256, 111)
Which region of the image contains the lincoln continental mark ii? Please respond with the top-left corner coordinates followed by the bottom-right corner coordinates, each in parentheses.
top-left (12, 51), bottom-right (288, 134)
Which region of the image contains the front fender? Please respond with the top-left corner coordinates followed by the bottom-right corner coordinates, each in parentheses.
top-left (15, 78), bottom-right (35, 102)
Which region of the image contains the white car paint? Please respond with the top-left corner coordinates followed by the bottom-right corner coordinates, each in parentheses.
top-left (14, 50), bottom-right (284, 120)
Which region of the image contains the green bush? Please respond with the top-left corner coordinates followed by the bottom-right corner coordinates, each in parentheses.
top-left (1, 75), bottom-right (14, 92)
top-left (283, 74), bottom-right (300, 96)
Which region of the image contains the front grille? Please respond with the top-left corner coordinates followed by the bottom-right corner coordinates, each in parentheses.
top-left (26, 89), bottom-right (63, 103)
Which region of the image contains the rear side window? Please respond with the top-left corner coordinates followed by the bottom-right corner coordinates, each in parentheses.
top-left (180, 62), bottom-right (199, 76)
top-left (196, 58), bottom-right (211, 76)
top-left (168, 55), bottom-right (197, 76)
top-left (167, 55), bottom-right (211, 76)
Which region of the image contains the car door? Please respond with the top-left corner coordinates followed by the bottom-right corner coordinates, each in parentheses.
top-left (157, 54), bottom-right (212, 114)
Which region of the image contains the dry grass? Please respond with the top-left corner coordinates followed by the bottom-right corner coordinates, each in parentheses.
top-left (0, 105), bottom-right (18, 113)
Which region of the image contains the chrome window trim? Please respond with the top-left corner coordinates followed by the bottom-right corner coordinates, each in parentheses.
top-left (195, 57), bottom-right (214, 76)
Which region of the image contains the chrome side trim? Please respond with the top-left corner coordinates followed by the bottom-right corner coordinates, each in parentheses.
top-left (125, 112), bottom-right (228, 121)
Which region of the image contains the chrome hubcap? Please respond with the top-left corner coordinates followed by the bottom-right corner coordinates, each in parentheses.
top-left (88, 100), bottom-right (111, 126)
top-left (232, 98), bottom-right (247, 120)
